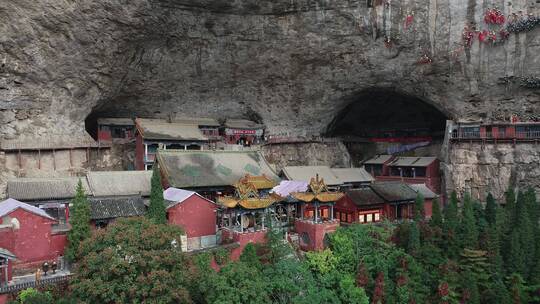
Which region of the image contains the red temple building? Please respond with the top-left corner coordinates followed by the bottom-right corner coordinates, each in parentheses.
top-left (164, 187), bottom-right (219, 252)
top-left (135, 118), bottom-right (212, 170)
top-left (449, 120), bottom-right (540, 142)
top-left (0, 199), bottom-right (67, 274)
top-left (364, 155), bottom-right (440, 193)
top-left (335, 188), bottom-right (385, 225)
top-left (221, 119), bottom-right (264, 146)
top-left (97, 118), bottom-right (135, 144)
top-left (369, 181), bottom-right (418, 220)
top-left (335, 181), bottom-right (436, 224)
top-left (156, 149), bottom-right (280, 201)
top-left (217, 176), bottom-right (278, 260)
top-left (363, 155), bottom-right (394, 177)
top-left (288, 176), bottom-right (343, 251)
top-left (174, 117), bottom-right (221, 141)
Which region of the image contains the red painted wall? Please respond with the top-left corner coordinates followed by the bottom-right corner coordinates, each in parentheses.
top-left (98, 128), bottom-right (112, 143)
top-left (167, 195), bottom-right (217, 238)
top-left (0, 294), bottom-right (9, 304)
top-left (135, 132), bottom-right (145, 170)
top-left (424, 199), bottom-right (434, 218)
top-left (0, 209), bottom-right (65, 272)
top-left (221, 228), bottom-right (267, 261)
top-left (294, 219), bottom-right (339, 251)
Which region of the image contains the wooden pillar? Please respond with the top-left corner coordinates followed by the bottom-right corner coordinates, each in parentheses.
top-left (261, 210), bottom-right (265, 229)
top-left (240, 212), bottom-right (244, 233)
top-left (330, 205), bottom-right (334, 220)
top-left (184, 145), bottom-right (187, 151)
top-left (86, 147), bottom-right (90, 162)
top-left (38, 149), bottom-right (41, 169)
top-left (315, 203), bottom-right (319, 223)
top-left (52, 149), bottom-right (56, 170)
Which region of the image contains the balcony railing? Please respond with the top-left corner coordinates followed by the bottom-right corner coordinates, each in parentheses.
top-left (451, 128), bottom-right (540, 141)
top-left (0, 274), bottom-right (71, 293)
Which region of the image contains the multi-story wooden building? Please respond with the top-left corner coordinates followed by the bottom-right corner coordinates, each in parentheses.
top-left (156, 149), bottom-right (280, 201)
top-left (135, 118), bottom-right (211, 170)
top-left (449, 120), bottom-right (540, 142)
top-left (221, 119), bottom-right (264, 146)
top-left (97, 118), bottom-right (136, 144)
top-left (364, 155), bottom-right (440, 193)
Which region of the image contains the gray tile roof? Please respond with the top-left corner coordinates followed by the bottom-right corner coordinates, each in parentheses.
top-left (344, 188), bottom-right (385, 206)
top-left (370, 181), bottom-right (417, 202)
top-left (135, 118), bottom-right (208, 141)
top-left (157, 150), bottom-right (279, 188)
top-left (1, 133), bottom-right (100, 151)
top-left (89, 196), bottom-right (145, 220)
top-left (87, 171), bottom-right (152, 197)
top-left (281, 166), bottom-right (342, 186)
top-left (409, 184), bottom-right (438, 199)
top-left (388, 156), bottom-right (437, 167)
top-left (331, 168), bottom-right (374, 184)
top-left (0, 198), bottom-right (55, 220)
top-left (7, 177), bottom-right (90, 201)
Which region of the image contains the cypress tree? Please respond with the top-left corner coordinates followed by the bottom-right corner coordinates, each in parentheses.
top-left (516, 191), bottom-right (534, 279)
top-left (485, 193), bottom-right (497, 226)
top-left (147, 165), bottom-right (167, 224)
top-left (461, 270), bottom-right (480, 304)
top-left (408, 222), bottom-right (421, 255)
top-left (504, 188), bottom-right (517, 228)
top-left (414, 193), bottom-right (425, 221)
top-left (502, 188), bottom-right (517, 264)
top-left (66, 179), bottom-right (91, 262)
top-left (443, 191), bottom-right (460, 257)
top-left (430, 198), bottom-right (443, 229)
top-left (460, 193), bottom-right (479, 249)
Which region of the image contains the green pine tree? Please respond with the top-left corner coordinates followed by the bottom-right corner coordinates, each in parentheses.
top-left (485, 193), bottom-right (497, 226)
top-left (460, 193), bottom-right (478, 249)
top-left (443, 191), bottom-right (460, 257)
top-left (66, 179), bottom-right (91, 262)
top-left (502, 188), bottom-right (517, 265)
top-left (408, 222), bottom-right (421, 255)
top-left (414, 193), bottom-right (425, 221)
top-left (516, 191), bottom-right (534, 279)
top-left (430, 198), bottom-right (443, 229)
top-left (461, 270), bottom-right (480, 304)
top-left (147, 165), bottom-right (167, 224)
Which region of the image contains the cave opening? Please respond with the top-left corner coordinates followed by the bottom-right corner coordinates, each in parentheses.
top-left (326, 88), bottom-right (448, 164)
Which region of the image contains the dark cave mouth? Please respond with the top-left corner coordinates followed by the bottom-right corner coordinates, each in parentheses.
top-left (326, 89), bottom-right (448, 141)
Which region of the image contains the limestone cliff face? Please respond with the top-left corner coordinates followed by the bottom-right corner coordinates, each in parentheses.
top-left (1, 0), bottom-right (538, 138)
top-left (446, 143), bottom-right (540, 200)
top-left (0, 0), bottom-right (539, 197)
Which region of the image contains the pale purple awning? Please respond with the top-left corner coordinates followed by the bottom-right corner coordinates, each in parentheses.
top-left (271, 180), bottom-right (309, 197)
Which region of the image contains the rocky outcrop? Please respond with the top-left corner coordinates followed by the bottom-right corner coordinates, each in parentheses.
top-left (0, 0), bottom-right (538, 196)
top-left (262, 141), bottom-right (351, 170)
top-left (445, 142), bottom-right (540, 200)
top-left (1, 0), bottom-right (538, 139)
